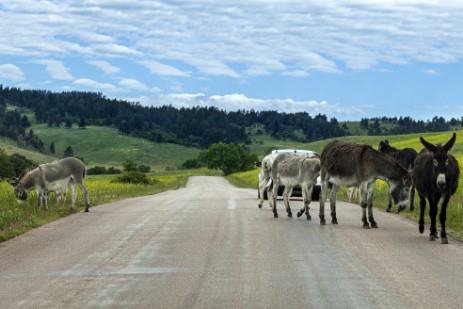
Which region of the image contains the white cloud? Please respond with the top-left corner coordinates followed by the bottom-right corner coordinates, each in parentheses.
top-left (0, 64), bottom-right (25, 81)
top-left (139, 60), bottom-right (190, 77)
top-left (118, 78), bottom-right (149, 91)
top-left (72, 78), bottom-right (118, 92)
top-left (87, 60), bottom-right (120, 74)
top-left (132, 93), bottom-right (366, 119)
top-left (423, 69), bottom-right (438, 75)
top-left (35, 60), bottom-right (74, 80)
top-left (2, 0), bottom-right (463, 77)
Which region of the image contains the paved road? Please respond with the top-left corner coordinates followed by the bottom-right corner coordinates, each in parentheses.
top-left (1, 176), bottom-right (463, 308)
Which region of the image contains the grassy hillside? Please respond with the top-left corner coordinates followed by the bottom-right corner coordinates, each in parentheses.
top-left (30, 124), bottom-right (201, 170)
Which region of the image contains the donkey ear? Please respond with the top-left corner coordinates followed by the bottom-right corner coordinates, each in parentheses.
top-left (420, 137), bottom-right (436, 153)
top-left (7, 177), bottom-right (19, 187)
top-left (443, 132), bottom-right (456, 152)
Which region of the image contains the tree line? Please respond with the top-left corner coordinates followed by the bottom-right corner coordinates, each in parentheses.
top-left (1, 85), bottom-right (462, 151)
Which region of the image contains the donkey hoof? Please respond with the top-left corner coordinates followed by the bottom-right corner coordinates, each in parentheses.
top-left (274, 213), bottom-right (278, 218)
top-left (287, 212), bottom-right (292, 218)
top-left (297, 211), bottom-right (303, 218)
top-left (363, 222), bottom-right (370, 229)
top-left (370, 222), bottom-right (378, 228)
top-left (258, 204), bottom-right (262, 209)
top-left (429, 235), bottom-right (436, 241)
top-left (320, 219), bottom-right (326, 225)
top-left (386, 208), bottom-right (391, 213)
top-left (306, 214), bottom-right (311, 221)
top-left (331, 219), bottom-right (338, 224)
top-left (85, 208), bottom-right (89, 212)
top-left (441, 237), bottom-right (449, 244)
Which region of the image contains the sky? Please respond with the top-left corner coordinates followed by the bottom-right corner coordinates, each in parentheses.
top-left (1, 0), bottom-right (463, 121)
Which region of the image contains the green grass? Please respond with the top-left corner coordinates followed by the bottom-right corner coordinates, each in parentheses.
top-left (31, 124), bottom-right (201, 170)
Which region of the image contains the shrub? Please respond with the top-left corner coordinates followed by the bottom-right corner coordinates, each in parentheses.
top-left (111, 171), bottom-right (151, 185)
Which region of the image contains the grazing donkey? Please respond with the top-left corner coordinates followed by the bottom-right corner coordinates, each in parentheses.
top-left (8, 157), bottom-right (90, 212)
top-left (378, 140), bottom-right (418, 212)
top-left (320, 141), bottom-right (411, 228)
top-left (268, 153), bottom-right (321, 220)
top-left (413, 133), bottom-right (460, 244)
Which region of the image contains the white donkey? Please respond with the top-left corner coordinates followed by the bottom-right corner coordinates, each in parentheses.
top-left (268, 153), bottom-right (321, 220)
top-left (258, 152), bottom-right (279, 209)
top-left (8, 157), bottom-right (90, 212)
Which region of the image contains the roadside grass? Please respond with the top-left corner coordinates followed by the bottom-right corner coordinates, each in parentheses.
top-left (0, 170), bottom-right (218, 242)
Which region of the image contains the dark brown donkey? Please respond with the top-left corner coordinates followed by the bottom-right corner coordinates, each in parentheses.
top-left (413, 133), bottom-right (460, 244)
top-left (320, 141), bottom-right (411, 228)
top-left (378, 140), bottom-right (418, 212)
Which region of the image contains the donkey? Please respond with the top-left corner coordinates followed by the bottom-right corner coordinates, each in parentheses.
top-left (413, 133), bottom-right (460, 244)
top-left (320, 140), bottom-right (411, 228)
top-left (268, 153), bottom-right (321, 220)
top-left (378, 140), bottom-right (418, 212)
top-left (8, 157), bottom-right (90, 212)
top-left (258, 152), bottom-right (279, 209)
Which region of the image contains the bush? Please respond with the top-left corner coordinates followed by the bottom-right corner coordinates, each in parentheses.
top-left (87, 166), bottom-right (122, 175)
top-left (111, 171), bottom-right (151, 185)
top-left (181, 158), bottom-right (201, 169)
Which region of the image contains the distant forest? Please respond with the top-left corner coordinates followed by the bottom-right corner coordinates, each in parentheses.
top-left (0, 85), bottom-right (461, 151)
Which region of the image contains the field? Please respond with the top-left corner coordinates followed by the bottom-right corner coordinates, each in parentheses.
top-left (32, 124), bottom-right (201, 171)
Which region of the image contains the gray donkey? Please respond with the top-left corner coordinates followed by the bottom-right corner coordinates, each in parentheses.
top-left (8, 157), bottom-right (90, 212)
top-left (268, 153), bottom-right (321, 220)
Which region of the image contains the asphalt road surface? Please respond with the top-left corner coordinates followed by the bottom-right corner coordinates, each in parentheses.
top-left (1, 176), bottom-right (463, 309)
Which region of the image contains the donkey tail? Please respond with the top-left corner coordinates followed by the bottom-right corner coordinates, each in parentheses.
top-left (265, 178), bottom-right (273, 191)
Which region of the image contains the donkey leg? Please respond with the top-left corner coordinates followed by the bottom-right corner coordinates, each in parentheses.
top-left (69, 182), bottom-right (77, 211)
top-left (386, 194), bottom-right (393, 212)
top-left (283, 187), bottom-right (293, 218)
top-left (298, 186), bottom-right (312, 220)
top-left (367, 183), bottom-right (377, 228)
top-left (319, 181), bottom-right (328, 225)
top-left (439, 196), bottom-right (450, 244)
top-left (77, 183), bottom-right (90, 212)
top-left (330, 185), bottom-right (338, 224)
top-left (428, 200), bottom-right (438, 241)
top-left (272, 185), bottom-right (279, 218)
top-left (418, 194), bottom-right (426, 234)
top-left (409, 183), bottom-right (415, 211)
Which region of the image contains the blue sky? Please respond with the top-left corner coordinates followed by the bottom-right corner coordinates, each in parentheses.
top-left (1, 0), bottom-right (462, 121)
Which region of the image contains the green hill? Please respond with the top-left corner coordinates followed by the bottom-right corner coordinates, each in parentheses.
top-left (2, 124), bottom-right (201, 171)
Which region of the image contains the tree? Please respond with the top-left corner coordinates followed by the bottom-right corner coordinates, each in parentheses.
top-left (8, 153), bottom-right (35, 176)
top-left (50, 142), bottom-right (56, 154)
top-left (79, 117), bottom-right (87, 129)
top-left (0, 149), bottom-right (15, 178)
top-left (199, 142), bottom-right (258, 176)
top-left (64, 117), bottom-right (73, 128)
top-left (64, 145), bottom-right (74, 157)
top-left (122, 159), bottom-right (138, 172)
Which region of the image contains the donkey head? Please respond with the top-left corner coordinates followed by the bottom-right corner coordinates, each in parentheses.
top-left (7, 177), bottom-right (29, 203)
top-left (389, 171), bottom-right (412, 212)
top-left (378, 140), bottom-right (390, 152)
top-left (420, 132), bottom-right (456, 192)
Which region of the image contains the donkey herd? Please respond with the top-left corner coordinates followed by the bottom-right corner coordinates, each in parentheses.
top-left (260, 133), bottom-right (460, 244)
top-left (4, 133), bottom-right (460, 244)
